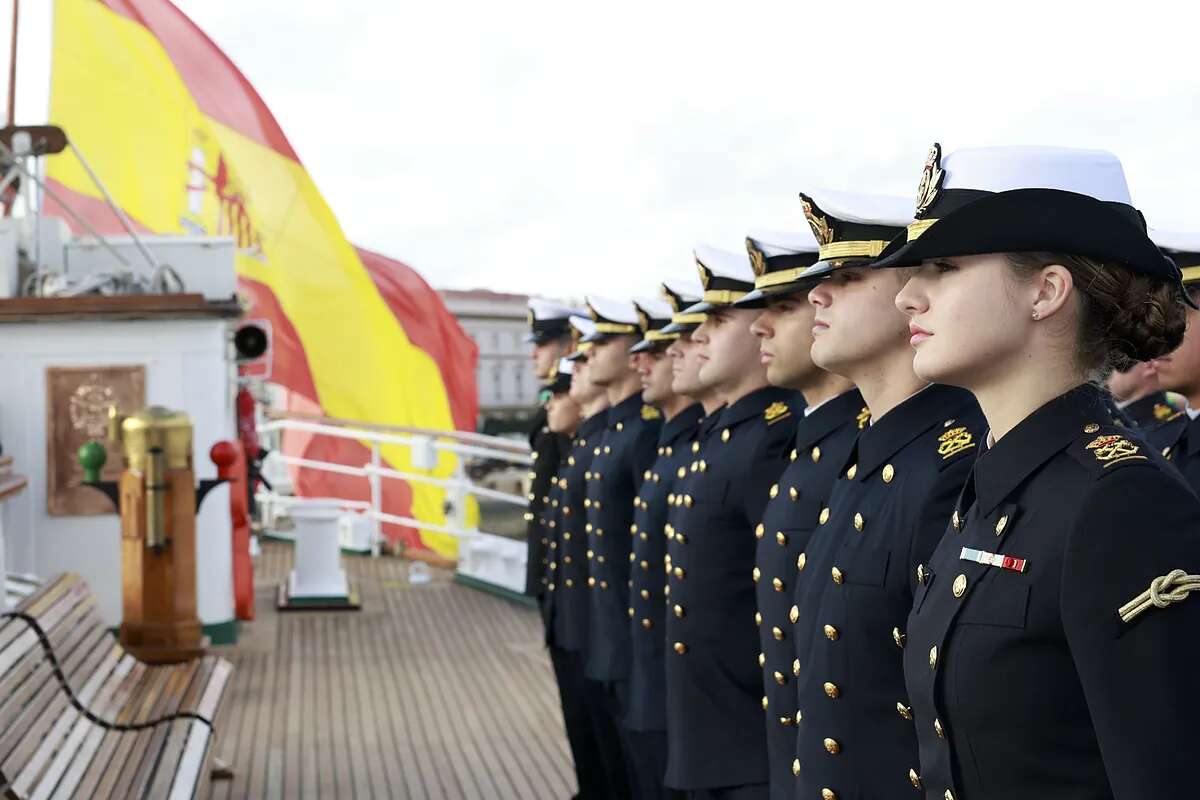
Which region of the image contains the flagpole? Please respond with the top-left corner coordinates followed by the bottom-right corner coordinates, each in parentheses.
top-left (6, 0), bottom-right (16, 126)
top-left (3, 0), bottom-right (15, 217)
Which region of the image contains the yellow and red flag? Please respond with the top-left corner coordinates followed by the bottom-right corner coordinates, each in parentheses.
top-left (45, 0), bottom-right (479, 557)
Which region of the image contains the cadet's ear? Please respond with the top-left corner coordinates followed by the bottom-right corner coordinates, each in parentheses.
top-left (1030, 263), bottom-right (1074, 322)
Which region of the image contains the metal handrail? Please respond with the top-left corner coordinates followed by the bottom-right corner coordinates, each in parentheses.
top-left (257, 415), bottom-right (531, 556)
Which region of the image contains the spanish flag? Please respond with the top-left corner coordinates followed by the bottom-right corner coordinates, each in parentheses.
top-left (45, 0), bottom-right (479, 558)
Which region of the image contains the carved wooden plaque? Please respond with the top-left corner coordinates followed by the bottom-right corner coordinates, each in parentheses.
top-left (46, 365), bottom-right (145, 516)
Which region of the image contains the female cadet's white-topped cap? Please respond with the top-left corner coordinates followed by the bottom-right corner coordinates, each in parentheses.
top-left (629, 295), bottom-right (678, 354)
top-left (683, 244), bottom-right (756, 314)
top-left (735, 228), bottom-right (821, 307)
top-left (1151, 230), bottom-right (1200, 287)
top-left (793, 188), bottom-right (914, 281)
top-left (873, 144), bottom-right (1184, 297)
top-left (580, 295), bottom-right (640, 343)
top-left (525, 297), bottom-right (585, 343)
top-left (566, 315), bottom-right (597, 360)
top-left (659, 276), bottom-right (705, 335)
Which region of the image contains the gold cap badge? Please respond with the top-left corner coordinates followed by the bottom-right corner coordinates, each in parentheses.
top-left (914, 142), bottom-right (945, 218)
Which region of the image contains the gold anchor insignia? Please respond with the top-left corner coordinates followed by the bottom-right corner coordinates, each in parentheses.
top-left (764, 401), bottom-right (791, 425)
top-left (856, 407), bottom-right (871, 429)
top-left (1085, 434), bottom-right (1146, 467)
top-left (800, 195), bottom-right (835, 246)
top-left (641, 405), bottom-right (662, 421)
top-left (937, 426), bottom-right (976, 460)
top-left (914, 142), bottom-right (945, 217)
top-left (695, 258), bottom-right (713, 288)
top-left (747, 238), bottom-right (768, 277)
top-left (636, 308), bottom-right (650, 333)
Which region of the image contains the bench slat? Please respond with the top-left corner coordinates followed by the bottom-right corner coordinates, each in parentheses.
top-left (0, 625), bottom-right (115, 779)
top-left (117, 661), bottom-right (201, 798)
top-left (167, 720), bottom-right (212, 800)
top-left (19, 644), bottom-right (124, 800)
top-left (0, 574), bottom-right (233, 800)
top-left (25, 646), bottom-right (125, 800)
top-left (53, 657), bottom-right (144, 800)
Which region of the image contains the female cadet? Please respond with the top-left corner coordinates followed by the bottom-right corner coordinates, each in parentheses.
top-left (881, 144), bottom-right (1200, 799)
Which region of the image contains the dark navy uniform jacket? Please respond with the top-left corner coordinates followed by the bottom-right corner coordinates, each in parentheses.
top-left (792, 384), bottom-right (984, 800)
top-left (904, 384), bottom-right (1200, 800)
top-left (664, 386), bottom-right (800, 790)
top-left (1121, 390), bottom-right (1181, 429)
top-left (754, 389), bottom-right (866, 800)
top-left (584, 393), bottom-right (662, 683)
top-left (538, 456), bottom-right (567, 643)
top-left (1146, 407), bottom-right (1200, 493)
top-left (552, 411), bottom-right (609, 654)
top-left (625, 403), bottom-right (703, 732)
top-left (527, 406), bottom-right (567, 595)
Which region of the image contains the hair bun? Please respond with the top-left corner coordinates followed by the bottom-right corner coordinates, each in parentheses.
top-left (1103, 276), bottom-right (1187, 371)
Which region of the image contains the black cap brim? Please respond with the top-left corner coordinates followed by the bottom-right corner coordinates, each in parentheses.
top-left (872, 188), bottom-right (1194, 309)
top-left (735, 279), bottom-right (819, 308)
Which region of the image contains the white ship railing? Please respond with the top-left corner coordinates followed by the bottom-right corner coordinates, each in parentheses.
top-left (255, 412), bottom-right (534, 595)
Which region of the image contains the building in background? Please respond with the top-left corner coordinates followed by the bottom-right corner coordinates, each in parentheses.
top-left (439, 289), bottom-right (541, 433)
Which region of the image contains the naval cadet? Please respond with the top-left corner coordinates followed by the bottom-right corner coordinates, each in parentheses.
top-left (1144, 232), bottom-right (1200, 491)
top-left (537, 356), bottom-right (613, 800)
top-left (789, 188), bottom-right (985, 800)
top-left (624, 288), bottom-right (703, 800)
top-left (581, 296), bottom-right (663, 796)
top-left (880, 144), bottom-right (1200, 798)
top-left (526, 299), bottom-right (584, 598)
top-left (554, 318), bottom-right (631, 800)
top-left (664, 245), bottom-right (800, 800)
top-left (1107, 360), bottom-right (1181, 428)
top-left (734, 229), bottom-right (863, 800)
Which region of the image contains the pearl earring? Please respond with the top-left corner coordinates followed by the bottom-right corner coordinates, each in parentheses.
top-left (1032, 310), bottom-right (1041, 320)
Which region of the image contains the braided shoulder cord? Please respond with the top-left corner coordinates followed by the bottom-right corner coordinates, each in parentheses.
top-left (1118, 569), bottom-right (1200, 623)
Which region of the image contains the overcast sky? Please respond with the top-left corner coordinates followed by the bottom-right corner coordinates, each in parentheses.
top-left (6, 1), bottom-right (1200, 301)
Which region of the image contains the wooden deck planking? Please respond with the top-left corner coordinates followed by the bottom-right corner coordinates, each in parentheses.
top-left (206, 541), bottom-right (573, 800)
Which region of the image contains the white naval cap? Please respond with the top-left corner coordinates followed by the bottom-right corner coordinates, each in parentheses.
top-left (746, 228), bottom-right (820, 258)
top-left (633, 295), bottom-right (674, 322)
top-left (566, 315), bottom-right (597, 360)
top-left (933, 145), bottom-right (1132, 205)
top-left (874, 143), bottom-right (1180, 293)
top-left (582, 295), bottom-right (641, 342)
top-left (802, 188), bottom-right (914, 228)
top-left (526, 296), bottom-right (585, 343)
top-left (1151, 230), bottom-right (1200, 284)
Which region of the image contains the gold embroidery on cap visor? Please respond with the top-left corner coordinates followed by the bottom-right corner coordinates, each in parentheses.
top-left (817, 240), bottom-right (889, 261)
top-left (755, 267), bottom-right (812, 290)
top-left (671, 312), bottom-right (707, 324)
top-left (702, 290), bottom-right (748, 304)
top-left (592, 322), bottom-right (639, 334)
top-left (906, 218), bottom-right (939, 241)
top-left (1180, 265), bottom-right (1200, 285)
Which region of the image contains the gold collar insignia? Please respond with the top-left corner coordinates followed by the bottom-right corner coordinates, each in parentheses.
top-left (641, 405), bottom-right (662, 421)
top-left (1085, 434), bottom-right (1145, 467)
top-left (937, 426), bottom-right (975, 460)
top-left (764, 401), bottom-right (790, 424)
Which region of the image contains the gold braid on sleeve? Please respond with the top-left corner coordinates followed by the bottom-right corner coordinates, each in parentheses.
top-left (1118, 569), bottom-right (1200, 623)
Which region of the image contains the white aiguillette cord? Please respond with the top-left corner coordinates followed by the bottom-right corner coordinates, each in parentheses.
top-left (1118, 569), bottom-right (1200, 623)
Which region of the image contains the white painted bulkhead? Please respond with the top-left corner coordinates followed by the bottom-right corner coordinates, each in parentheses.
top-left (0, 316), bottom-right (236, 628)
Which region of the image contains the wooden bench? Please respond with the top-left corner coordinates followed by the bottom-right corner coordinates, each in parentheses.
top-left (0, 573), bottom-right (233, 799)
